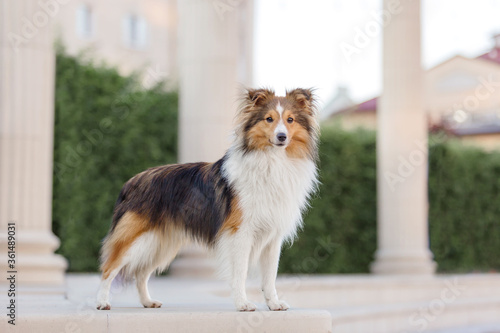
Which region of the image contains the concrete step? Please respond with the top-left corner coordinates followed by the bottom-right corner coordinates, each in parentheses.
top-left (5, 304), bottom-right (331, 333)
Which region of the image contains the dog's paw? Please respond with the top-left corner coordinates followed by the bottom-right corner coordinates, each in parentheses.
top-left (142, 299), bottom-right (163, 308)
top-left (96, 301), bottom-right (111, 310)
top-left (236, 300), bottom-right (257, 312)
top-left (267, 299), bottom-right (289, 311)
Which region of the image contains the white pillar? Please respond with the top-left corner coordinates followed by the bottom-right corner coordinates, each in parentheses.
top-left (0, 1), bottom-right (67, 284)
top-left (371, 0), bottom-right (436, 275)
top-left (173, 0), bottom-right (253, 277)
top-left (178, 0), bottom-right (241, 163)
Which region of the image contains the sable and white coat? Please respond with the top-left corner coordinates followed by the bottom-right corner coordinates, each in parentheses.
top-left (96, 88), bottom-right (319, 312)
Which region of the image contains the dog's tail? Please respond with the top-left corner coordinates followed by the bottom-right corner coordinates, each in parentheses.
top-left (99, 210), bottom-right (150, 283)
top-left (109, 180), bottom-right (133, 233)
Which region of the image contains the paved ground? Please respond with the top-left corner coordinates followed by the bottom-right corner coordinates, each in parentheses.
top-left (2, 273), bottom-right (500, 332)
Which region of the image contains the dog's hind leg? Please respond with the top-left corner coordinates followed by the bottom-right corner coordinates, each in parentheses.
top-left (135, 230), bottom-right (185, 308)
top-left (136, 268), bottom-right (162, 308)
top-left (96, 212), bottom-right (149, 310)
top-left (96, 262), bottom-right (126, 310)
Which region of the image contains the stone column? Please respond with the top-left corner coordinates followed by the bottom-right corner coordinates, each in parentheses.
top-left (178, 0), bottom-right (241, 163)
top-left (371, 0), bottom-right (436, 274)
top-left (0, 1), bottom-right (67, 284)
top-left (173, 0), bottom-right (252, 277)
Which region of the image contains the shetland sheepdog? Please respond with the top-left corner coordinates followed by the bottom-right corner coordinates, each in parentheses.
top-left (96, 88), bottom-right (319, 311)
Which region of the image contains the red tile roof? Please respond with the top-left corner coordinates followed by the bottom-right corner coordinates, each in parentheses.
top-left (333, 96), bottom-right (377, 115)
top-left (357, 97), bottom-right (377, 112)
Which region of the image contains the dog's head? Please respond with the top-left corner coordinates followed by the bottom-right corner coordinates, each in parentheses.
top-left (236, 88), bottom-right (319, 159)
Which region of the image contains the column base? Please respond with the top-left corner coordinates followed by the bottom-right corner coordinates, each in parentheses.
top-left (371, 252), bottom-right (437, 275)
top-left (168, 244), bottom-right (216, 278)
top-left (0, 230), bottom-right (67, 285)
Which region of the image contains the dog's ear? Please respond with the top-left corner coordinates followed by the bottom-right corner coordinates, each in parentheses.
top-left (245, 88), bottom-right (275, 108)
top-left (286, 88), bottom-right (316, 114)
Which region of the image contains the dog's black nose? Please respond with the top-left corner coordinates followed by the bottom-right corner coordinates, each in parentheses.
top-left (277, 133), bottom-right (287, 142)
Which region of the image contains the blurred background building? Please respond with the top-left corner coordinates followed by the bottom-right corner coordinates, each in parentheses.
top-left (53, 0), bottom-right (254, 89)
top-left (324, 34), bottom-right (500, 150)
top-left (54, 0), bottom-right (178, 82)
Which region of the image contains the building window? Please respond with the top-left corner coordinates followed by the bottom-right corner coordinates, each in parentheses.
top-left (76, 4), bottom-right (93, 38)
top-left (123, 14), bottom-right (147, 49)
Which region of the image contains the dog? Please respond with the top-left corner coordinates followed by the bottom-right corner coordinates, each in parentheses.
top-left (96, 88), bottom-right (319, 311)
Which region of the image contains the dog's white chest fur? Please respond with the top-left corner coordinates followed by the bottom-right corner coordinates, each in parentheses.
top-left (223, 148), bottom-right (318, 241)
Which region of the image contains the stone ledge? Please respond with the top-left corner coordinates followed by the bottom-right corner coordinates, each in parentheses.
top-left (3, 304), bottom-right (332, 333)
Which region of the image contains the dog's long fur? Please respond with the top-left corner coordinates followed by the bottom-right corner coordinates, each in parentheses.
top-left (96, 88), bottom-right (319, 311)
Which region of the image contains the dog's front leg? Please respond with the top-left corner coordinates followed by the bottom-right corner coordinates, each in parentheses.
top-left (230, 235), bottom-right (256, 311)
top-left (260, 238), bottom-right (289, 311)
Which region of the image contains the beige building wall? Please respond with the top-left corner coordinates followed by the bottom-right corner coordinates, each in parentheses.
top-left (460, 134), bottom-right (500, 151)
top-left (424, 56), bottom-right (500, 124)
top-left (55, 0), bottom-right (177, 83)
top-left (332, 112), bottom-right (377, 130)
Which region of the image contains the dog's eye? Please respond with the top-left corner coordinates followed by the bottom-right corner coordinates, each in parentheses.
top-left (287, 117), bottom-right (294, 124)
top-left (266, 117), bottom-right (273, 123)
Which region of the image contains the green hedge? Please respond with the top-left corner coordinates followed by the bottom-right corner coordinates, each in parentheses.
top-left (52, 50), bottom-right (178, 271)
top-left (53, 50), bottom-right (500, 273)
top-left (428, 142), bottom-right (500, 272)
top-left (279, 128), bottom-right (377, 273)
top-left (279, 130), bottom-right (500, 274)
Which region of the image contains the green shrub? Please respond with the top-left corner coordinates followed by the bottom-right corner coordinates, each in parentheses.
top-left (429, 141), bottom-right (500, 272)
top-left (52, 50), bottom-right (177, 272)
top-left (279, 127), bottom-right (377, 274)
